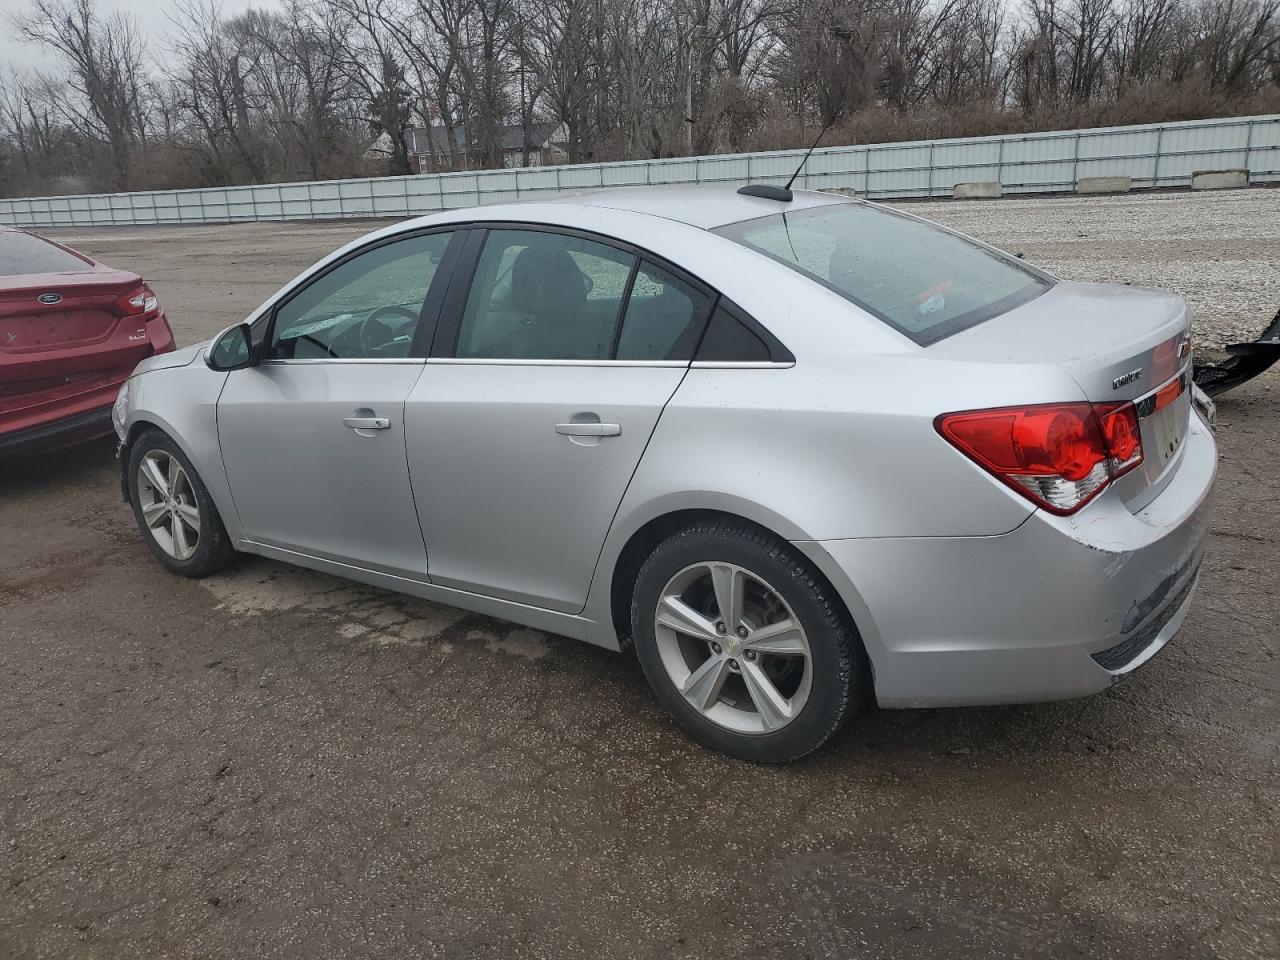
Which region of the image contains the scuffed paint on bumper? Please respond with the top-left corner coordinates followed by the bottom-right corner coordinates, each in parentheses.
top-left (796, 411), bottom-right (1217, 708)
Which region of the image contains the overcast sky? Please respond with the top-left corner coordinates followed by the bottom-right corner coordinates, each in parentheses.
top-left (0, 0), bottom-right (276, 73)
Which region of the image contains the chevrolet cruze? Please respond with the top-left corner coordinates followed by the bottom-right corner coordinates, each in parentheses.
top-left (113, 186), bottom-right (1215, 761)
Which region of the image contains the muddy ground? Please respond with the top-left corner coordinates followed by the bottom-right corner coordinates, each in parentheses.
top-left (1, 189), bottom-right (1277, 959)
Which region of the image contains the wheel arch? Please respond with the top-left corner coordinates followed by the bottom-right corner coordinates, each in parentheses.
top-left (118, 415), bottom-right (172, 501)
top-left (119, 408), bottom-right (243, 542)
top-left (598, 502), bottom-right (875, 673)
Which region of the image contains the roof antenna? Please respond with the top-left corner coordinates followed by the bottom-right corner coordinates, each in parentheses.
top-left (738, 112), bottom-right (841, 203)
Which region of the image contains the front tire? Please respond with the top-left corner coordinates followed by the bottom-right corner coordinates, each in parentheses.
top-left (128, 429), bottom-right (236, 578)
top-left (631, 519), bottom-right (867, 762)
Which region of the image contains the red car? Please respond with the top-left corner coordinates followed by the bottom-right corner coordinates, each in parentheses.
top-left (0, 226), bottom-right (174, 456)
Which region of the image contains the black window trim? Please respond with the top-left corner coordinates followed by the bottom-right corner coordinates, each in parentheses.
top-left (427, 220), bottom-right (792, 364)
top-left (694, 296), bottom-right (795, 365)
top-left (607, 257), bottom-right (642, 360)
top-left (258, 224), bottom-right (465, 363)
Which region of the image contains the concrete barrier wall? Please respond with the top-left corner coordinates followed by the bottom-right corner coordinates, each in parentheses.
top-left (953, 181), bottom-right (1001, 199)
top-left (1191, 169), bottom-right (1249, 190)
top-left (1077, 176), bottom-right (1132, 194)
top-left (2, 114), bottom-right (1277, 227)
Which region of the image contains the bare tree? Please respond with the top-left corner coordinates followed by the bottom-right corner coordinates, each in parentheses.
top-left (604, 0), bottom-right (683, 157)
top-left (3, 0), bottom-right (1280, 198)
top-left (238, 3), bottom-right (362, 180)
top-left (168, 0), bottom-right (268, 183)
top-left (774, 0), bottom-right (889, 128)
top-left (1112, 0), bottom-right (1179, 92)
top-left (521, 0), bottom-right (604, 161)
top-left (392, 0), bottom-right (477, 169)
top-left (0, 67), bottom-right (78, 194)
top-left (330, 0), bottom-right (415, 173)
top-left (10, 0), bottom-right (149, 189)
top-left (1198, 0), bottom-right (1280, 91)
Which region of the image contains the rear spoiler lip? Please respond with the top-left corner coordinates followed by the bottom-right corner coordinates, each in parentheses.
top-left (0, 267), bottom-right (140, 296)
top-left (1192, 307), bottom-right (1280, 398)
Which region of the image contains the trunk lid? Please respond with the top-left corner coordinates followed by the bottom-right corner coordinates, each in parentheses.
top-left (0, 269), bottom-right (155, 399)
top-left (930, 281), bottom-right (1193, 509)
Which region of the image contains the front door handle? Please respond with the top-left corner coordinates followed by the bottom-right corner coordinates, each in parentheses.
top-left (343, 416), bottom-right (390, 430)
top-left (343, 411), bottom-right (391, 438)
top-left (555, 422), bottom-right (621, 437)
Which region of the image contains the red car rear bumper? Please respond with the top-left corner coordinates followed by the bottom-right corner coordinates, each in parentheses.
top-left (0, 311), bottom-right (175, 457)
top-left (0, 405), bottom-right (116, 457)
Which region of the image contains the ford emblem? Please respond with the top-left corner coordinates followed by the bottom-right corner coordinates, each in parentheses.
top-left (38, 292), bottom-right (63, 305)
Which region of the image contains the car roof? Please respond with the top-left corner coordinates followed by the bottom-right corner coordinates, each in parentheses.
top-left (536, 184), bottom-right (850, 230)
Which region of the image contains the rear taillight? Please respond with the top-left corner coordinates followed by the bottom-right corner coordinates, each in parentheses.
top-left (936, 401), bottom-right (1144, 515)
top-left (116, 283), bottom-right (160, 319)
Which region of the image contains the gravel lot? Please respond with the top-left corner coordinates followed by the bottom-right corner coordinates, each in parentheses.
top-left (1, 188), bottom-right (1277, 959)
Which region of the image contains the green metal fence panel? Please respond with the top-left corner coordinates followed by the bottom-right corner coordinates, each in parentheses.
top-left (2, 114), bottom-right (1277, 227)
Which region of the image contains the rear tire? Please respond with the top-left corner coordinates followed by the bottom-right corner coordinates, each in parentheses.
top-left (631, 519), bottom-right (867, 762)
top-left (128, 428), bottom-right (236, 578)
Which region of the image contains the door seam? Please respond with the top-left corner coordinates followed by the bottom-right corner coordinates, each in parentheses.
top-left (401, 363), bottom-right (434, 581)
top-left (575, 362), bottom-right (695, 616)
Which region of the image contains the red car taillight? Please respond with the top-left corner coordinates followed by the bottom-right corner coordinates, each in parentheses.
top-left (116, 283), bottom-right (160, 319)
top-left (936, 402), bottom-right (1143, 515)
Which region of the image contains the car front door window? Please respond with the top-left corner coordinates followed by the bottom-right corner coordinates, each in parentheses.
top-left (269, 232), bottom-right (452, 360)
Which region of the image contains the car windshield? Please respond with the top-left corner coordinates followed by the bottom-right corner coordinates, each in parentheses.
top-left (0, 230), bottom-right (91, 276)
top-left (713, 202), bottom-right (1050, 345)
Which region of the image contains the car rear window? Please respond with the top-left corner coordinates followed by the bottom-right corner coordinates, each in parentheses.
top-left (713, 202), bottom-right (1050, 345)
top-left (0, 230), bottom-right (92, 276)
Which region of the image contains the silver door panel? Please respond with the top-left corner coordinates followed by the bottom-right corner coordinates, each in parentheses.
top-left (218, 362), bottom-right (429, 577)
top-left (406, 362), bottom-right (686, 613)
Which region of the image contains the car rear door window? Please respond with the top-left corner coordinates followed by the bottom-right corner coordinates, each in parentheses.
top-left (269, 231), bottom-right (452, 360)
top-left (455, 229), bottom-right (635, 360)
top-left (714, 202), bottom-right (1050, 345)
top-left (615, 262), bottom-right (711, 361)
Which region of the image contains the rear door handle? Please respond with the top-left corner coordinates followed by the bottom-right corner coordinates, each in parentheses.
top-left (555, 422), bottom-right (621, 437)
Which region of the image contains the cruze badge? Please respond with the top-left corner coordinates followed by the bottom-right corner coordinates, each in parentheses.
top-left (1112, 368), bottom-right (1143, 390)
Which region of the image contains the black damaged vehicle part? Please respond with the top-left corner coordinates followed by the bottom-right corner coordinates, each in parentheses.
top-left (1193, 307), bottom-right (1280, 398)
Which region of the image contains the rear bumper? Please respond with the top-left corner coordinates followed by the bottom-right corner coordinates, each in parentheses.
top-left (0, 314), bottom-right (174, 457)
top-left (0, 405), bottom-right (114, 457)
top-left (797, 410), bottom-right (1217, 708)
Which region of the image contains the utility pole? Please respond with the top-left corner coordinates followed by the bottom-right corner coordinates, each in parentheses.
top-left (684, 28), bottom-right (700, 157)
top-left (686, 40), bottom-right (694, 155)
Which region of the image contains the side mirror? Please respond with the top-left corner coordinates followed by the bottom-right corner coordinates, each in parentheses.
top-left (206, 323), bottom-right (256, 371)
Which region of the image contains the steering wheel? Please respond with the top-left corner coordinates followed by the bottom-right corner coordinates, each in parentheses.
top-left (357, 303), bottom-right (421, 355)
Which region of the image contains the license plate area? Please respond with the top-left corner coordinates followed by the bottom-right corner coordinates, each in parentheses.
top-left (1138, 371), bottom-right (1190, 469)
top-left (1148, 398), bottom-right (1188, 466)
top-left (1114, 369), bottom-right (1193, 510)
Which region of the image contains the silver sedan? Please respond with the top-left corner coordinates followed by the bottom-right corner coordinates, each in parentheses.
top-left (113, 186), bottom-right (1215, 761)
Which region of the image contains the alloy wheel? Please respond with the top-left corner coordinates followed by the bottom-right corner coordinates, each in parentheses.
top-left (653, 561), bottom-right (812, 734)
top-left (136, 451), bottom-right (201, 561)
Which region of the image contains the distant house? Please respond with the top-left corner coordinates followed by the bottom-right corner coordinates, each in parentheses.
top-left (407, 122), bottom-right (570, 171)
top-left (363, 131), bottom-right (395, 161)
